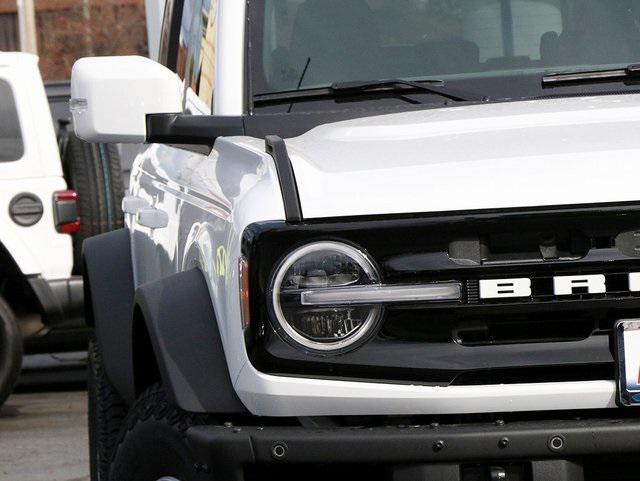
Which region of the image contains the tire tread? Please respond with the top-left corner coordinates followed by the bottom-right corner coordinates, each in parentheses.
top-left (89, 337), bottom-right (128, 481)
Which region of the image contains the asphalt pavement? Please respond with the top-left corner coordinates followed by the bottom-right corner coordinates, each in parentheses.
top-left (0, 390), bottom-right (89, 481)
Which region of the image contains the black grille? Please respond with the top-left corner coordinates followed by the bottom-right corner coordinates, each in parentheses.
top-left (466, 279), bottom-right (480, 304)
top-left (245, 203), bottom-right (640, 386)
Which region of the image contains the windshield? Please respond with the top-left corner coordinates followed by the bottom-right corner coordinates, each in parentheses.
top-left (251, 0), bottom-right (640, 100)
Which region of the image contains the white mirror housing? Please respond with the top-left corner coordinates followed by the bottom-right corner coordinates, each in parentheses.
top-left (70, 56), bottom-right (182, 143)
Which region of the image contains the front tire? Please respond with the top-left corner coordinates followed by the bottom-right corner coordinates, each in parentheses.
top-left (109, 384), bottom-right (213, 481)
top-left (0, 297), bottom-right (22, 408)
top-left (88, 337), bottom-right (127, 481)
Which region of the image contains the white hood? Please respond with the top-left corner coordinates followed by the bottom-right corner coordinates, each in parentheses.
top-left (285, 94), bottom-right (640, 219)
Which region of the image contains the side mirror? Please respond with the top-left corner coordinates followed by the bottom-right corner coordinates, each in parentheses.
top-left (70, 56), bottom-right (182, 143)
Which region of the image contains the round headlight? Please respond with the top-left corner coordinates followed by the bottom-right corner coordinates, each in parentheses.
top-left (270, 241), bottom-right (382, 352)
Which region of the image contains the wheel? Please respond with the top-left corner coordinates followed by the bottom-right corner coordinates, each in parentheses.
top-left (63, 133), bottom-right (124, 271)
top-left (88, 337), bottom-right (128, 481)
top-left (109, 384), bottom-right (213, 481)
top-left (0, 297), bottom-right (22, 408)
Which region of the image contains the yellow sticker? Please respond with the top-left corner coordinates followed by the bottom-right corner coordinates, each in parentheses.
top-left (215, 245), bottom-right (227, 277)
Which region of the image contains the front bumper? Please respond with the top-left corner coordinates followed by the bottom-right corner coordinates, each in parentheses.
top-left (187, 417), bottom-right (640, 481)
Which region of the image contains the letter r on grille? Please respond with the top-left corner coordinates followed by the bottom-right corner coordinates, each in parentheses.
top-left (479, 278), bottom-right (532, 299)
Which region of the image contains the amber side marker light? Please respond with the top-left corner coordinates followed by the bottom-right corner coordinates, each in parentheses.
top-left (239, 257), bottom-right (251, 330)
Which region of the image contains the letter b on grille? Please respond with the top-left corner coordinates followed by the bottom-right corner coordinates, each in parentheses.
top-left (479, 278), bottom-right (532, 299)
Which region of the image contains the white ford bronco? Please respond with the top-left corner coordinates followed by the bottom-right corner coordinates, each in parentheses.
top-left (74, 1), bottom-right (640, 480)
top-left (0, 52), bottom-right (123, 407)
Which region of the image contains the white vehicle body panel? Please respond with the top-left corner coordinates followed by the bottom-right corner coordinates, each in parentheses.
top-left (235, 373), bottom-right (616, 417)
top-left (0, 53), bottom-right (72, 280)
top-left (286, 95), bottom-right (640, 219)
top-left (214, 0), bottom-right (245, 116)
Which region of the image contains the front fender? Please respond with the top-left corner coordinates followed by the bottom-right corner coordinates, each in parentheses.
top-left (134, 268), bottom-right (247, 413)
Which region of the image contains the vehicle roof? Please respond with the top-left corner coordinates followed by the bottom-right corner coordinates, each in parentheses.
top-left (0, 51), bottom-right (39, 68)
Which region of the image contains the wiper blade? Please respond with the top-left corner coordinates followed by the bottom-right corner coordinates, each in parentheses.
top-left (542, 63), bottom-right (640, 86)
top-left (330, 79), bottom-right (487, 102)
top-left (253, 78), bottom-right (487, 105)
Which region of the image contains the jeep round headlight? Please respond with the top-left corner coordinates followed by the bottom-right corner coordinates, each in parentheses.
top-left (270, 241), bottom-right (382, 352)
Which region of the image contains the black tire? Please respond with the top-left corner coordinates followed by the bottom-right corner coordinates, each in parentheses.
top-left (0, 297), bottom-right (22, 408)
top-left (109, 384), bottom-right (213, 481)
top-left (63, 134), bottom-right (124, 271)
top-left (88, 337), bottom-right (128, 481)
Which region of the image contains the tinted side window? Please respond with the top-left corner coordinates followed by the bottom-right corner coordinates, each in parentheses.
top-left (185, 0), bottom-right (219, 108)
top-left (158, 0), bottom-right (180, 69)
top-left (0, 80), bottom-right (24, 162)
top-left (176, 0), bottom-right (200, 80)
top-left (174, 0), bottom-right (219, 108)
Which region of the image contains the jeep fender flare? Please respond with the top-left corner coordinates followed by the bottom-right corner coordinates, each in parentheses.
top-left (133, 268), bottom-right (247, 413)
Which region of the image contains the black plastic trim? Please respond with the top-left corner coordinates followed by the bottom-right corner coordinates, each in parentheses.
top-left (265, 135), bottom-right (303, 222)
top-left (187, 417), bottom-right (640, 480)
top-left (134, 269), bottom-right (247, 414)
top-left (28, 276), bottom-right (84, 328)
top-left (145, 113), bottom-right (245, 148)
top-left (82, 228), bottom-right (136, 402)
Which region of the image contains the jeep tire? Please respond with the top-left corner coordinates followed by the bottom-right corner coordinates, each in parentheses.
top-left (109, 384), bottom-right (213, 481)
top-left (63, 133), bottom-right (124, 271)
top-left (88, 337), bottom-right (127, 481)
top-left (0, 297), bottom-right (22, 408)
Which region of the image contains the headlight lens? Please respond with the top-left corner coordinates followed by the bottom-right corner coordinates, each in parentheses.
top-left (270, 241), bottom-right (382, 352)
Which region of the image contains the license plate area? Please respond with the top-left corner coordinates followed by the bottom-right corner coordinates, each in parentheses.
top-left (615, 319), bottom-right (640, 407)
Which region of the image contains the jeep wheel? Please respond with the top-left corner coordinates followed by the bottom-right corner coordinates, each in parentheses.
top-left (0, 297), bottom-right (22, 408)
top-left (63, 133), bottom-right (124, 271)
top-left (109, 384), bottom-right (213, 481)
top-left (88, 337), bottom-right (127, 481)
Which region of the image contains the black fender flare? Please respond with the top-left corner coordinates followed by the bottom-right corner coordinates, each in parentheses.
top-left (83, 228), bottom-right (136, 402)
top-left (134, 268), bottom-right (247, 414)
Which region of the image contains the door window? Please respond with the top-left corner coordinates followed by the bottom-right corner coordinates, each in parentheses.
top-left (185, 0), bottom-right (219, 109)
top-left (176, 0), bottom-right (201, 81)
top-left (158, 0), bottom-right (180, 69)
top-left (0, 80), bottom-right (24, 162)
top-left (175, 0), bottom-right (218, 110)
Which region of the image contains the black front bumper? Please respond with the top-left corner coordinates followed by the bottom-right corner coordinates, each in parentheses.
top-left (186, 417), bottom-right (640, 480)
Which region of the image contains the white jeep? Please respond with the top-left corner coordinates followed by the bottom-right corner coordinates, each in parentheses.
top-left (74, 1), bottom-right (640, 480)
top-left (0, 52), bottom-right (123, 407)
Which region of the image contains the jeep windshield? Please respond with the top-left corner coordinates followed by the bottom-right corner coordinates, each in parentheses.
top-left (249, 0), bottom-right (640, 111)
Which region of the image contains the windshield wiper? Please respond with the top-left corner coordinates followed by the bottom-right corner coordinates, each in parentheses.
top-left (330, 79), bottom-right (487, 102)
top-left (254, 78), bottom-right (487, 105)
top-left (542, 63), bottom-right (640, 86)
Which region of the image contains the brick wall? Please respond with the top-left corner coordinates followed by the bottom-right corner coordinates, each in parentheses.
top-left (0, 0), bottom-right (148, 80)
